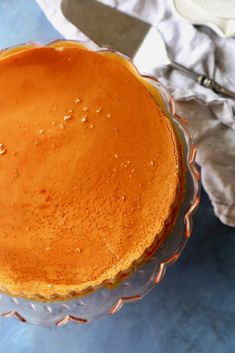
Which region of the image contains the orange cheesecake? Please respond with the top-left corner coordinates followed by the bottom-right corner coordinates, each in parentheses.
top-left (0, 44), bottom-right (183, 300)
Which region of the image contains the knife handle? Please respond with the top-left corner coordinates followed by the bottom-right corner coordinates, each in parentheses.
top-left (197, 75), bottom-right (235, 99)
top-left (170, 60), bottom-right (235, 99)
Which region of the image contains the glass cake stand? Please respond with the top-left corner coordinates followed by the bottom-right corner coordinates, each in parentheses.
top-left (0, 41), bottom-right (200, 326)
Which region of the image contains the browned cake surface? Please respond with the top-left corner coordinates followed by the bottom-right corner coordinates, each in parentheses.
top-left (0, 46), bottom-right (181, 299)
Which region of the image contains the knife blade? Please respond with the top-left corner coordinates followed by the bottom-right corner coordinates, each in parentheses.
top-left (61, 0), bottom-right (170, 69)
top-left (61, 0), bottom-right (150, 58)
top-left (61, 0), bottom-right (235, 99)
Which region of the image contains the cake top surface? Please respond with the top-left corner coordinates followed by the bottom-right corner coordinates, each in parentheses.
top-left (0, 46), bottom-right (180, 299)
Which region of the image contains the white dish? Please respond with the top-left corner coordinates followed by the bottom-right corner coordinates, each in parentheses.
top-left (171, 0), bottom-right (235, 37)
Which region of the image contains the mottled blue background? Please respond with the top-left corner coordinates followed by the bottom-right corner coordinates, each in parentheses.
top-left (0, 1), bottom-right (235, 352)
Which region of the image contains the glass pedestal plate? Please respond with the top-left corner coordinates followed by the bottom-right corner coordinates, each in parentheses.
top-left (0, 41), bottom-right (200, 326)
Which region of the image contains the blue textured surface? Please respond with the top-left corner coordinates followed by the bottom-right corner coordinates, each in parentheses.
top-left (0, 0), bottom-right (61, 48)
top-left (0, 1), bottom-right (235, 352)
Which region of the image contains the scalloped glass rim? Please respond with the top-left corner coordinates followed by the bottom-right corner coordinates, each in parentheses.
top-left (0, 40), bottom-right (200, 326)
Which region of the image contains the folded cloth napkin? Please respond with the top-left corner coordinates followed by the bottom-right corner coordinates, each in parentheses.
top-left (36, 0), bottom-right (235, 227)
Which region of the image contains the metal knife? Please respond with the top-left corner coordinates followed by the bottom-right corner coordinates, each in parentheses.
top-left (61, 0), bottom-right (235, 99)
